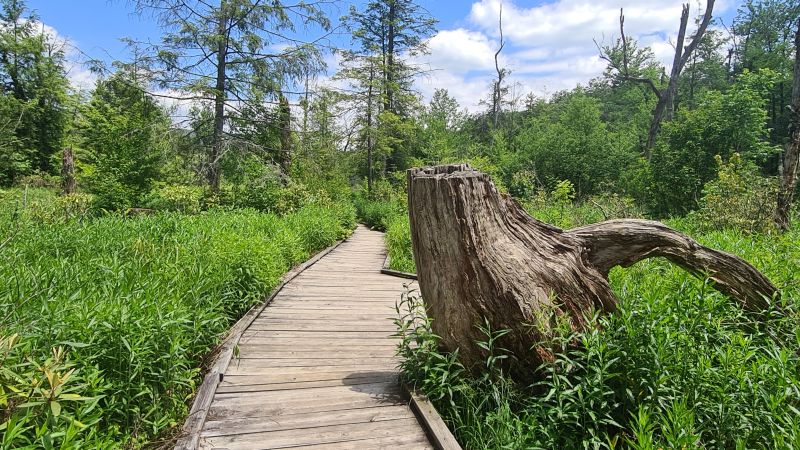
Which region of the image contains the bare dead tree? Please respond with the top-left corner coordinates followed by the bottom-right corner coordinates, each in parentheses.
top-left (599, 1), bottom-right (715, 157)
top-left (775, 18), bottom-right (800, 231)
top-left (492, 4), bottom-right (507, 131)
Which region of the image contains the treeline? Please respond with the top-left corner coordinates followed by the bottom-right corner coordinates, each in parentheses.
top-left (0, 0), bottom-right (798, 230)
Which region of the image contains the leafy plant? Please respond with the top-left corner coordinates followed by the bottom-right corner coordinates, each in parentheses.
top-left (696, 153), bottom-right (778, 233)
top-left (0, 189), bottom-right (355, 447)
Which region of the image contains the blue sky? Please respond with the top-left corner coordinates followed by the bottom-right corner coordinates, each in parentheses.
top-left (30, 0), bottom-right (743, 111)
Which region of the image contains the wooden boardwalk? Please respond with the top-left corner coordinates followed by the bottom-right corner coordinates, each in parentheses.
top-left (196, 226), bottom-right (433, 449)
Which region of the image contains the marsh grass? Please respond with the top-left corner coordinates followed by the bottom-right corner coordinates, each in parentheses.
top-left (0, 188), bottom-right (356, 448)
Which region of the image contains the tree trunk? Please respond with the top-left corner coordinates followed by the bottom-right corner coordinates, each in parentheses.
top-left (60, 146), bottom-right (75, 195)
top-left (407, 164), bottom-right (779, 376)
top-left (643, 0), bottom-right (714, 155)
top-left (384, 0), bottom-right (396, 114)
top-left (209, 0), bottom-right (228, 192)
top-left (366, 64), bottom-right (375, 193)
top-left (278, 93), bottom-right (292, 179)
top-left (775, 18), bottom-right (800, 231)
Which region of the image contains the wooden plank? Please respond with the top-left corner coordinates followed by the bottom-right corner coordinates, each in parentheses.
top-left (291, 433), bottom-right (433, 450)
top-left (206, 396), bottom-right (407, 422)
top-left (239, 330), bottom-right (393, 337)
top-left (211, 382), bottom-right (403, 407)
top-left (227, 357), bottom-right (399, 369)
top-left (246, 323), bottom-right (397, 332)
top-left (198, 418), bottom-right (423, 450)
top-left (404, 385), bottom-right (463, 450)
top-left (220, 369), bottom-right (399, 386)
top-left (224, 364), bottom-right (397, 377)
top-left (231, 350), bottom-right (396, 359)
top-left (216, 373), bottom-right (399, 394)
top-left (201, 405), bottom-right (416, 437)
top-left (235, 339), bottom-right (397, 347)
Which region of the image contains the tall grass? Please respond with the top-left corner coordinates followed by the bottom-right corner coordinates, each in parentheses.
top-left (396, 213), bottom-right (800, 449)
top-left (0, 188), bottom-right (356, 448)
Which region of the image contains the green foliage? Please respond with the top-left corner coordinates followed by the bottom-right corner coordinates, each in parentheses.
top-left (0, 335), bottom-right (116, 449)
top-left (524, 190), bottom-right (643, 230)
top-left (385, 213), bottom-right (414, 273)
top-left (696, 153), bottom-right (779, 233)
top-left (0, 191), bottom-right (355, 447)
top-left (514, 92), bottom-right (638, 197)
top-left (145, 184), bottom-right (204, 214)
top-left (0, 0), bottom-right (68, 185)
top-left (78, 72), bottom-right (170, 211)
top-left (651, 70), bottom-right (780, 215)
top-left (352, 179), bottom-right (406, 231)
top-left (398, 223), bottom-right (800, 449)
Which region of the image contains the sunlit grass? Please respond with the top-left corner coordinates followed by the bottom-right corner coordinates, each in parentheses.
top-left (0, 188), bottom-right (356, 448)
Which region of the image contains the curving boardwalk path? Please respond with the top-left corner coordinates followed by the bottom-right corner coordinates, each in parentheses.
top-left (196, 226), bottom-right (433, 449)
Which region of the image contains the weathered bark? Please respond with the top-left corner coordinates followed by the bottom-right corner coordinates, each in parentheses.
top-left (60, 147), bottom-right (75, 195)
top-left (408, 164), bottom-right (779, 376)
top-left (775, 18), bottom-right (800, 231)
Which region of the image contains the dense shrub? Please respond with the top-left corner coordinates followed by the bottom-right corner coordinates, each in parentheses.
top-left (650, 70), bottom-right (780, 216)
top-left (15, 172), bottom-right (60, 189)
top-left (0, 191), bottom-right (355, 447)
top-left (353, 179), bottom-right (406, 231)
top-left (696, 153), bottom-right (778, 233)
top-left (514, 92), bottom-right (638, 197)
top-left (146, 184), bottom-right (204, 214)
top-left (524, 183), bottom-right (643, 230)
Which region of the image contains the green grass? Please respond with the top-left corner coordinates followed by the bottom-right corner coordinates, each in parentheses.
top-left (385, 214), bottom-right (415, 274)
top-left (0, 188), bottom-right (356, 448)
top-left (394, 206), bottom-right (800, 449)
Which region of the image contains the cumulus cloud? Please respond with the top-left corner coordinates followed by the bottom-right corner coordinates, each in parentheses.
top-left (414, 0), bottom-right (733, 112)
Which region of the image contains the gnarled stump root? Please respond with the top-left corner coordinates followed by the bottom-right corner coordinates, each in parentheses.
top-left (407, 164), bottom-right (779, 376)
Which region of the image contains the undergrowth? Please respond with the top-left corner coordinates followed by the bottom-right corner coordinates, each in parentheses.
top-left (0, 189), bottom-right (356, 448)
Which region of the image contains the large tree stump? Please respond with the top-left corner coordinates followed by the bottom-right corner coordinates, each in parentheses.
top-left (407, 164), bottom-right (779, 375)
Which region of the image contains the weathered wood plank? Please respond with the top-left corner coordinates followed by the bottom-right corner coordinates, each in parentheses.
top-left (291, 432), bottom-right (433, 450)
top-left (201, 405), bottom-right (416, 437)
top-left (219, 369), bottom-right (398, 386)
top-left (198, 418), bottom-right (423, 450)
top-left (216, 374), bottom-right (399, 394)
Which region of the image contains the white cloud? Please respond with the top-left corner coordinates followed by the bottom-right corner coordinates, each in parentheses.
top-left (413, 0), bottom-right (733, 112)
top-left (425, 28), bottom-right (499, 73)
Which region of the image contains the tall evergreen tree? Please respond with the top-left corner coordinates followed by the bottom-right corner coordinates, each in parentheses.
top-left (79, 71), bottom-right (170, 210)
top-left (132, 0), bottom-right (329, 190)
top-left (0, 0), bottom-right (67, 185)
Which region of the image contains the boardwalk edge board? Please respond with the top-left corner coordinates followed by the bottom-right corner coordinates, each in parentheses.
top-left (380, 254), bottom-right (418, 280)
top-left (173, 235), bottom-right (350, 450)
top-left (403, 384), bottom-right (463, 450)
